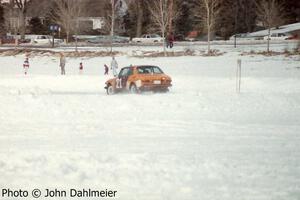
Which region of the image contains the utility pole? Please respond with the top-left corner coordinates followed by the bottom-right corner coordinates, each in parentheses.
top-left (236, 59), bottom-right (242, 93)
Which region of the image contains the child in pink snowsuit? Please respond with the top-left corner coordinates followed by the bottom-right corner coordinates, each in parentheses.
top-left (23, 57), bottom-right (29, 75)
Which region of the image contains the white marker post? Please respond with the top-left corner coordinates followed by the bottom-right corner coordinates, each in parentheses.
top-left (236, 59), bottom-right (242, 93)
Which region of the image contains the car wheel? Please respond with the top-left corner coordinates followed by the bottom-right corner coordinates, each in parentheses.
top-left (106, 85), bottom-right (115, 95)
top-left (130, 84), bottom-right (139, 94)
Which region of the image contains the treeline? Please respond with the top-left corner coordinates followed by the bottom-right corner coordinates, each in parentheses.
top-left (124, 0), bottom-right (299, 39)
top-left (0, 0), bottom-right (299, 40)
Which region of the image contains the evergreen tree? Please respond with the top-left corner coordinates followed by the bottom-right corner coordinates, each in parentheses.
top-left (175, 1), bottom-right (193, 36)
top-left (29, 17), bottom-right (46, 34)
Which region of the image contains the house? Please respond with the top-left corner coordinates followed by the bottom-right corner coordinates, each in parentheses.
top-left (2, 0), bottom-right (128, 35)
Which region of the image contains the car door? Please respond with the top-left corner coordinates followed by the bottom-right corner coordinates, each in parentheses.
top-left (118, 68), bottom-right (133, 88)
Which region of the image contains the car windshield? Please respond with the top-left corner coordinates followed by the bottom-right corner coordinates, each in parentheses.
top-left (137, 66), bottom-right (163, 74)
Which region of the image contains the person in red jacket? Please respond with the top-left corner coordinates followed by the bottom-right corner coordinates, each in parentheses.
top-left (23, 57), bottom-right (30, 75)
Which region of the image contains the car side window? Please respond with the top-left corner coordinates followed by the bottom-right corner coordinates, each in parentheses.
top-left (137, 66), bottom-right (152, 74)
top-left (137, 68), bottom-right (144, 74)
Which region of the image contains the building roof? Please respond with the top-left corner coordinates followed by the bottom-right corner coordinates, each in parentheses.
top-left (249, 22), bottom-right (300, 37)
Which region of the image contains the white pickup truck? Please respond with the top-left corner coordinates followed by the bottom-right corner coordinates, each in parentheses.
top-left (263, 33), bottom-right (293, 40)
top-left (132, 34), bottom-right (164, 43)
top-left (30, 35), bottom-right (64, 44)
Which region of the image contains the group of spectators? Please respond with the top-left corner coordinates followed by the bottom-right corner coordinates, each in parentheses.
top-left (22, 54), bottom-right (119, 77)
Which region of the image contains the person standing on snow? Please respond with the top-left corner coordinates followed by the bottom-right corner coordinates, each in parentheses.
top-left (59, 53), bottom-right (66, 75)
top-left (104, 64), bottom-right (109, 75)
top-left (79, 62), bottom-right (83, 74)
top-left (110, 56), bottom-right (118, 77)
top-left (23, 56), bottom-right (30, 75)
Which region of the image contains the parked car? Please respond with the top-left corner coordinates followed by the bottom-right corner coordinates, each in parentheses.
top-left (132, 34), bottom-right (164, 43)
top-left (30, 35), bottom-right (63, 44)
top-left (263, 33), bottom-right (293, 40)
top-left (0, 36), bottom-right (16, 44)
top-left (105, 65), bottom-right (172, 95)
top-left (229, 33), bottom-right (253, 40)
top-left (87, 35), bottom-right (130, 43)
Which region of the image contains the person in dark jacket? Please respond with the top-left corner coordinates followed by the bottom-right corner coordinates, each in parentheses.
top-left (104, 64), bottom-right (109, 75)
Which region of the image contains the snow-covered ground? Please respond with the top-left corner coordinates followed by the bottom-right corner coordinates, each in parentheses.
top-left (0, 45), bottom-right (300, 200)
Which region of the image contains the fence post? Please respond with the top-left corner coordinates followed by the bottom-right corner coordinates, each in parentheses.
top-left (236, 59), bottom-right (242, 93)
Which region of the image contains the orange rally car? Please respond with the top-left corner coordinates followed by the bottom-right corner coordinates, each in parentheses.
top-left (104, 65), bottom-right (172, 95)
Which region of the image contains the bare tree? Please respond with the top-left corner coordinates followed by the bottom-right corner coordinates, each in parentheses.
top-left (53, 0), bottom-right (83, 44)
top-left (256, 0), bottom-right (286, 52)
top-left (168, 0), bottom-right (174, 34)
top-left (196, 0), bottom-right (221, 53)
top-left (102, 0), bottom-right (119, 54)
top-left (110, 0), bottom-right (116, 54)
top-left (136, 0), bottom-right (143, 37)
top-left (148, 0), bottom-right (177, 56)
top-left (14, 0), bottom-right (31, 39)
top-left (27, 0), bottom-right (53, 18)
